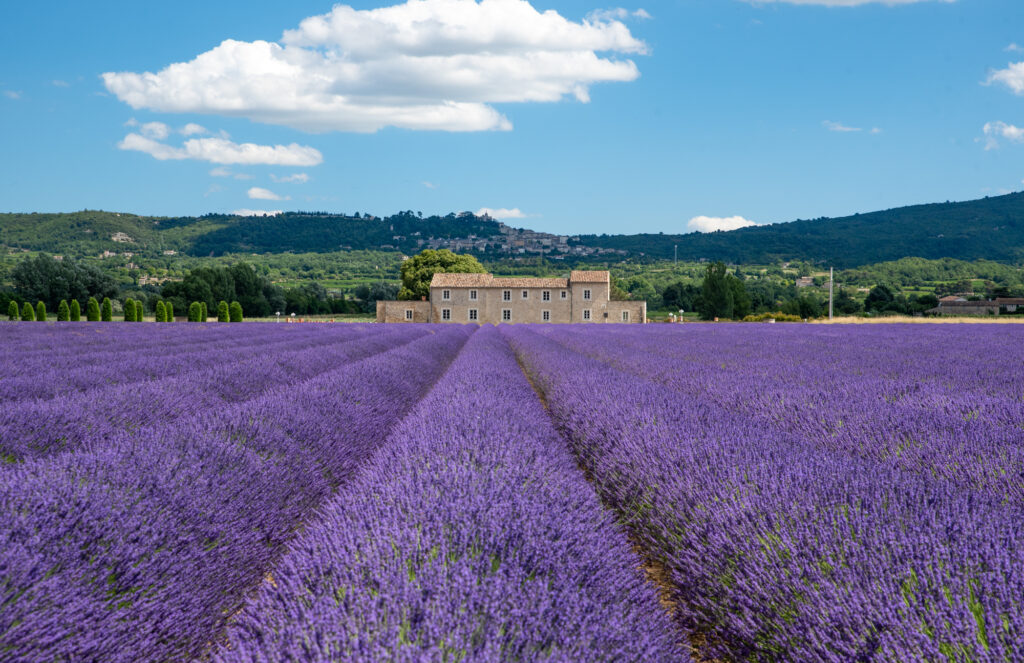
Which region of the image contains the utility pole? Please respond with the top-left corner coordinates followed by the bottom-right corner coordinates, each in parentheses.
top-left (674, 244), bottom-right (677, 266)
top-left (829, 266), bottom-right (834, 321)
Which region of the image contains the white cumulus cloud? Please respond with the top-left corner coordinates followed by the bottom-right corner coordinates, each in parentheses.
top-left (118, 133), bottom-right (323, 166)
top-left (101, 0), bottom-right (647, 133)
top-left (248, 186), bottom-right (289, 201)
top-left (233, 209), bottom-right (283, 217)
top-left (982, 121), bottom-right (1024, 150)
top-left (986, 62), bottom-right (1024, 95)
top-left (687, 215), bottom-right (757, 233)
top-left (181, 123), bottom-right (207, 136)
top-left (270, 172), bottom-right (309, 183)
top-left (477, 207), bottom-right (528, 219)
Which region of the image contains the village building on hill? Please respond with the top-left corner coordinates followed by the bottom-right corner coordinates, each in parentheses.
top-left (377, 270), bottom-right (646, 324)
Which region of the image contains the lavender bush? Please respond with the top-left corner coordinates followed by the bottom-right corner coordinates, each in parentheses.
top-left (215, 326), bottom-right (684, 662)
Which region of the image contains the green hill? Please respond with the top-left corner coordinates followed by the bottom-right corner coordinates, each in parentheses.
top-left (578, 193), bottom-right (1024, 268)
top-left (3, 192), bottom-right (1024, 268)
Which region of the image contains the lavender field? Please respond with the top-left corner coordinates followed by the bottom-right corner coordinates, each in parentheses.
top-left (1, 322), bottom-right (1022, 662)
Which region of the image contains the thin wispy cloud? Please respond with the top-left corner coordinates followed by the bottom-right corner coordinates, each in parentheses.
top-left (52, 80), bottom-right (69, 87)
top-left (247, 187), bottom-right (289, 201)
top-left (687, 215), bottom-right (757, 233)
top-left (209, 166), bottom-right (253, 180)
top-left (1007, 43), bottom-right (1024, 53)
top-left (823, 120), bottom-right (862, 132)
top-left (3, 90), bottom-right (22, 100)
top-left (118, 133), bottom-right (323, 166)
top-left (270, 173), bottom-right (309, 183)
top-left (982, 121), bottom-right (1024, 150)
top-left (102, 0), bottom-right (648, 133)
top-left (423, 181), bottom-right (438, 189)
top-left (985, 62), bottom-right (1024, 95)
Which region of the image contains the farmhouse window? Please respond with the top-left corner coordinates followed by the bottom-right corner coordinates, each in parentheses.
top-left (560, 291), bottom-right (567, 300)
top-left (503, 290), bottom-right (511, 301)
top-left (441, 308), bottom-right (451, 321)
top-left (622, 311), bottom-right (630, 322)
top-left (442, 289), bottom-right (451, 301)
top-left (469, 290), bottom-right (478, 301)
top-left (522, 290), bottom-right (529, 299)
top-left (583, 309), bottom-right (592, 321)
top-left (542, 291), bottom-right (550, 301)
top-left (469, 309), bottom-right (478, 321)
top-left (502, 309), bottom-right (511, 322)
top-left (583, 289), bottom-right (592, 301)
top-left (542, 310), bottom-right (550, 322)
top-left (405, 310), bottom-right (413, 320)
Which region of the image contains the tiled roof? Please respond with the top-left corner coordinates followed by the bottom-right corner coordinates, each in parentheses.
top-left (995, 298), bottom-right (1024, 305)
top-left (492, 277), bottom-right (568, 288)
top-left (429, 272), bottom-right (567, 288)
top-left (430, 273), bottom-right (494, 287)
top-left (570, 270), bottom-right (610, 283)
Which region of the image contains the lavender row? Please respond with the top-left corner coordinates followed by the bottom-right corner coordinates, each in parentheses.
top-left (0, 320), bottom-right (294, 367)
top-left (537, 325), bottom-right (1024, 503)
top-left (505, 326), bottom-right (1024, 662)
top-left (0, 325), bottom-right (429, 460)
top-left (0, 326), bottom-right (472, 663)
top-left (214, 326), bottom-right (684, 663)
top-left (0, 323), bottom-right (380, 402)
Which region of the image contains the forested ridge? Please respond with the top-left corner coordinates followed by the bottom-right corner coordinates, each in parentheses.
top-left (3, 192), bottom-right (1024, 267)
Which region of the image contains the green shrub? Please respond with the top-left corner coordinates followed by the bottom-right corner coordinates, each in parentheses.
top-left (21, 302), bottom-right (35, 322)
top-left (87, 297), bottom-right (101, 321)
top-left (70, 299), bottom-right (81, 321)
top-left (35, 301), bottom-right (46, 321)
top-left (7, 300), bottom-right (18, 321)
top-left (123, 300), bottom-right (135, 322)
top-left (229, 301), bottom-right (243, 323)
top-left (101, 298), bottom-right (113, 322)
top-left (57, 300), bottom-right (70, 321)
top-left (217, 300), bottom-right (229, 322)
top-left (188, 301), bottom-right (200, 322)
top-left (165, 302), bottom-right (174, 321)
top-left (200, 302), bottom-right (208, 322)
top-left (742, 311), bottom-right (803, 323)
top-left (155, 300), bottom-right (166, 323)
top-left (135, 300), bottom-right (144, 322)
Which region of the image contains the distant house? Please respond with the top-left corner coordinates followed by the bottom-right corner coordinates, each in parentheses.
top-left (927, 300), bottom-right (1000, 316)
top-left (795, 276), bottom-right (814, 288)
top-left (377, 270), bottom-right (645, 324)
top-left (995, 297), bottom-right (1024, 313)
top-left (111, 232), bottom-right (133, 243)
top-left (938, 295), bottom-right (966, 303)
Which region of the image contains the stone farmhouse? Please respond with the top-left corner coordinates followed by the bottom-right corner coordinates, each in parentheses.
top-left (377, 270), bottom-right (646, 324)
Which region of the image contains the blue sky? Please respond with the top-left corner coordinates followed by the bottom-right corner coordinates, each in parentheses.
top-left (2, 0), bottom-right (1023, 235)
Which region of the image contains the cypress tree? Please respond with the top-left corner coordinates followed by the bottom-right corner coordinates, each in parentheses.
top-left (200, 302), bottom-right (208, 322)
top-left (155, 300), bottom-right (166, 323)
top-left (165, 302), bottom-right (174, 322)
top-left (229, 301), bottom-right (243, 322)
top-left (88, 297), bottom-right (101, 321)
top-left (123, 300), bottom-right (135, 322)
top-left (101, 298), bottom-right (113, 322)
top-left (188, 301), bottom-right (199, 322)
top-left (7, 300), bottom-right (18, 321)
top-left (217, 300), bottom-right (229, 322)
top-left (135, 300), bottom-right (144, 322)
top-left (57, 300), bottom-right (71, 321)
top-left (21, 302), bottom-right (35, 321)
top-left (70, 299), bottom-right (81, 321)
top-left (35, 301), bottom-right (46, 321)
